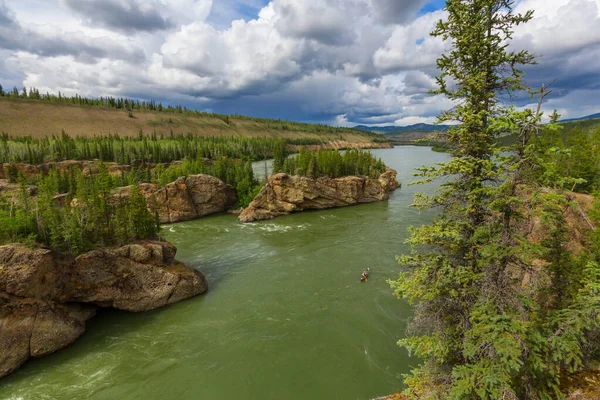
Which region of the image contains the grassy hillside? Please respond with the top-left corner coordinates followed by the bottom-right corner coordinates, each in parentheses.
top-left (0, 98), bottom-right (378, 143)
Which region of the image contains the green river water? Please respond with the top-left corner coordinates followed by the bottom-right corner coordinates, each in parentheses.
top-left (1, 146), bottom-right (450, 400)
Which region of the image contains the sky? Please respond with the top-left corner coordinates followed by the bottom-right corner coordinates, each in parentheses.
top-left (0, 0), bottom-right (598, 126)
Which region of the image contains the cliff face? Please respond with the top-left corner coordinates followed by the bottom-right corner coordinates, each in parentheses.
top-left (238, 169), bottom-right (400, 223)
top-left (113, 174), bottom-right (237, 224)
top-left (0, 241), bottom-right (207, 378)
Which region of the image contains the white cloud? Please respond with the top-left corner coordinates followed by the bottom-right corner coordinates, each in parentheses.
top-left (373, 10), bottom-right (447, 74)
top-left (514, 0), bottom-right (600, 57)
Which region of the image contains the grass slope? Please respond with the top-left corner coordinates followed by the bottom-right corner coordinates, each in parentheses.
top-left (0, 98), bottom-right (377, 143)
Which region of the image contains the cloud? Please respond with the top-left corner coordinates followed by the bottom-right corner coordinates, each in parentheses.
top-left (402, 70), bottom-right (436, 95)
top-left (371, 0), bottom-right (429, 24)
top-left (273, 0), bottom-right (365, 46)
top-left (157, 4), bottom-right (305, 98)
top-left (0, 0), bottom-right (598, 126)
top-left (207, 0), bottom-right (269, 27)
top-left (0, 1), bottom-right (12, 25)
top-left (511, 0), bottom-right (600, 102)
top-left (513, 0), bottom-right (600, 57)
top-left (61, 0), bottom-right (175, 33)
top-left (373, 10), bottom-right (446, 74)
top-left (0, 1), bottom-right (145, 63)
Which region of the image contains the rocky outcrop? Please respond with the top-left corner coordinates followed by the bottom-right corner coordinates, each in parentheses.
top-left (0, 241), bottom-right (207, 378)
top-left (238, 169), bottom-right (400, 223)
top-left (113, 174), bottom-right (237, 224)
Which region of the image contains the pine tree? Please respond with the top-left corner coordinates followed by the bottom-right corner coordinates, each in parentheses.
top-left (390, 1), bottom-right (600, 398)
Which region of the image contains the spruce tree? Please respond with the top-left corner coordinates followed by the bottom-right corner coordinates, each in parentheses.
top-left (390, 1), bottom-right (600, 398)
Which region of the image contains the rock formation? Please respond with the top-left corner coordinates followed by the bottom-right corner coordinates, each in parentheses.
top-left (113, 174), bottom-right (237, 224)
top-left (238, 169), bottom-right (400, 223)
top-left (0, 241), bottom-right (207, 378)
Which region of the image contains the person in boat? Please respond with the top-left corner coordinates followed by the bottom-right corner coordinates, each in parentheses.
top-left (360, 268), bottom-right (370, 282)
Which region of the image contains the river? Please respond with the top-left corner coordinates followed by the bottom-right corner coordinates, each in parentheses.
top-left (0, 146), bottom-right (450, 400)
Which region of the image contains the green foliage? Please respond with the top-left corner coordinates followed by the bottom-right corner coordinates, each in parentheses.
top-left (528, 123), bottom-right (600, 193)
top-left (390, 1), bottom-right (600, 398)
top-left (0, 165), bottom-right (160, 254)
top-left (0, 131), bottom-right (291, 165)
top-left (277, 148), bottom-right (386, 179)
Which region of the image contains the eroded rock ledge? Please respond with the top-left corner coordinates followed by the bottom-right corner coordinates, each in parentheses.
top-left (238, 169), bottom-right (400, 223)
top-left (0, 241), bottom-right (207, 378)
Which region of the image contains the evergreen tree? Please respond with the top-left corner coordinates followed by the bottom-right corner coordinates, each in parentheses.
top-left (390, 1), bottom-right (600, 398)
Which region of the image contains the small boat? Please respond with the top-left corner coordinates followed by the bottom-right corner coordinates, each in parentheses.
top-left (360, 268), bottom-right (370, 282)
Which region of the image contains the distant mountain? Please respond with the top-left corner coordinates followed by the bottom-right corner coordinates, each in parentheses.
top-left (560, 113), bottom-right (600, 123)
top-left (353, 123), bottom-right (450, 135)
top-left (353, 125), bottom-right (402, 134)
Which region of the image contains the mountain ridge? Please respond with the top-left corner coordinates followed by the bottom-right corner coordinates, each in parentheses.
top-left (354, 112), bottom-right (600, 135)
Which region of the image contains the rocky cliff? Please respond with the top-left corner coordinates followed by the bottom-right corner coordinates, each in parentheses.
top-left (113, 174), bottom-right (237, 224)
top-left (238, 169), bottom-right (400, 223)
top-left (0, 241), bottom-right (207, 378)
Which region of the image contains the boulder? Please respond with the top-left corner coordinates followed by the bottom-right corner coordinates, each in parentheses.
top-left (63, 242), bottom-right (207, 312)
top-left (186, 174), bottom-right (237, 218)
top-left (0, 241), bottom-right (207, 378)
top-left (115, 174), bottom-right (237, 224)
top-left (238, 169), bottom-right (400, 223)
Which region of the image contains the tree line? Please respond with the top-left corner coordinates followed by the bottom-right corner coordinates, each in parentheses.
top-left (0, 131), bottom-right (291, 165)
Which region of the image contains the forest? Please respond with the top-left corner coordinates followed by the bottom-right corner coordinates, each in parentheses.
top-left (0, 130), bottom-right (390, 254)
top-left (273, 148), bottom-right (387, 179)
top-left (0, 131), bottom-right (290, 165)
top-left (531, 121), bottom-right (600, 193)
top-left (0, 153), bottom-right (263, 254)
top-left (0, 165), bottom-right (160, 255)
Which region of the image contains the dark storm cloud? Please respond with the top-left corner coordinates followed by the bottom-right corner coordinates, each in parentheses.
top-left (402, 70), bottom-right (436, 95)
top-left (0, 2), bottom-right (144, 63)
top-left (62, 0), bottom-right (174, 33)
top-left (371, 0), bottom-right (429, 24)
top-left (274, 1), bottom-right (360, 47)
top-left (0, 1), bottom-right (12, 25)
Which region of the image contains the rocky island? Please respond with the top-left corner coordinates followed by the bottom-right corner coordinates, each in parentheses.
top-left (239, 169), bottom-right (400, 223)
